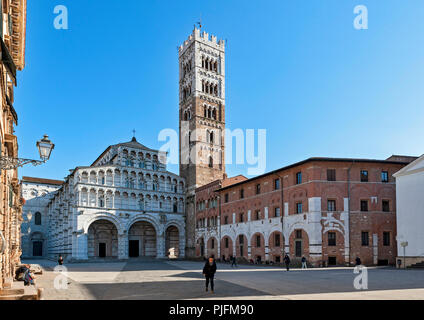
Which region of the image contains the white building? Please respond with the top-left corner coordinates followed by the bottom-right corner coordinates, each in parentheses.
top-left (394, 154), bottom-right (424, 267)
top-left (20, 177), bottom-right (63, 258)
top-left (33, 137), bottom-right (186, 261)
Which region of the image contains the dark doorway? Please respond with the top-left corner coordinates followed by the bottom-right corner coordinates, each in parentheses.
top-left (378, 259), bottom-right (389, 266)
top-left (200, 239), bottom-right (205, 257)
top-left (99, 243), bottom-right (106, 258)
top-left (328, 256), bottom-right (337, 266)
top-left (33, 241), bottom-right (43, 257)
top-left (129, 240), bottom-right (140, 258)
top-left (295, 240), bottom-right (302, 257)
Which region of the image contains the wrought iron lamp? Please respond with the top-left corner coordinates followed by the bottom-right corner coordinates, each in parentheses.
top-left (0, 135), bottom-right (54, 170)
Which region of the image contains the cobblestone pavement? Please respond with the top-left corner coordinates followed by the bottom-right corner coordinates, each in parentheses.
top-left (23, 259), bottom-right (424, 300)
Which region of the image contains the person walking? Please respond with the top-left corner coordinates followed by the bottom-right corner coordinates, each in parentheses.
top-left (203, 257), bottom-right (217, 293)
top-left (284, 254), bottom-right (291, 271)
top-left (355, 257), bottom-right (362, 266)
top-left (231, 256), bottom-right (237, 268)
top-left (301, 256), bottom-right (307, 269)
top-left (58, 255), bottom-right (64, 266)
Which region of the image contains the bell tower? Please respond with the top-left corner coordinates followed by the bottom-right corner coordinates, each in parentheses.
top-left (179, 27), bottom-right (226, 191)
top-left (179, 27), bottom-right (226, 256)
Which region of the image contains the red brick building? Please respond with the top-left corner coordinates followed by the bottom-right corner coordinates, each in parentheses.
top-left (194, 156), bottom-right (416, 266)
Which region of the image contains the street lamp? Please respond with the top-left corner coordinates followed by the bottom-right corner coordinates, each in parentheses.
top-left (36, 135), bottom-right (55, 162)
top-left (0, 134), bottom-right (55, 170)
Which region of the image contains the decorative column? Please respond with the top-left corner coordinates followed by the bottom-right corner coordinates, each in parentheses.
top-left (118, 233), bottom-right (128, 260)
top-left (156, 231), bottom-right (166, 258)
top-left (264, 236), bottom-right (269, 262)
top-left (76, 233), bottom-right (88, 260)
top-left (308, 197), bottom-right (323, 266)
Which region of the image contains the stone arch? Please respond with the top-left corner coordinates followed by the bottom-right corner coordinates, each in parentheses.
top-left (128, 219), bottom-right (157, 257)
top-left (87, 219), bottom-right (119, 258)
top-left (165, 225), bottom-right (180, 258)
top-left (288, 228), bottom-right (310, 261)
top-left (220, 236), bottom-right (233, 261)
top-left (251, 232), bottom-right (265, 263)
top-left (322, 229), bottom-right (345, 266)
top-left (235, 234), bottom-right (248, 259)
top-left (84, 214), bottom-right (123, 235)
top-left (268, 231), bottom-right (284, 263)
top-left (207, 236), bottom-right (218, 259)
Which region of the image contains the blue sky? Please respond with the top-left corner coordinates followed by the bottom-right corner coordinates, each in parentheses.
top-left (16, 0), bottom-right (424, 180)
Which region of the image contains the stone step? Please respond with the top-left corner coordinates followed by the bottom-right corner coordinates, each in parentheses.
top-left (0, 288), bottom-right (25, 296)
top-left (408, 261), bottom-right (424, 269)
top-left (0, 293), bottom-right (38, 300)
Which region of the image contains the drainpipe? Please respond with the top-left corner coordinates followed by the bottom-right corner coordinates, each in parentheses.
top-left (218, 192), bottom-right (222, 261)
top-left (275, 173), bottom-right (285, 257)
top-left (347, 160), bottom-right (355, 266)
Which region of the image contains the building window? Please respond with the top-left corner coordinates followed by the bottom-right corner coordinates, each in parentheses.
top-left (274, 207), bottom-right (281, 217)
top-left (240, 189), bottom-right (244, 199)
top-left (328, 232), bottom-right (336, 246)
top-left (224, 193), bottom-right (229, 203)
top-left (360, 170), bottom-right (368, 182)
top-left (296, 230), bottom-right (302, 239)
top-left (275, 234), bottom-right (280, 246)
top-left (382, 200), bottom-right (390, 212)
top-left (327, 200), bottom-right (336, 212)
top-left (224, 216), bottom-right (228, 224)
top-left (361, 232), bottom-right (369, 246)
top-left (240, 213), bottom-right (244, 223)
top-left (255, 210), bottom-right (261, 220)
top-left (327, 169), bottom-right (336, 181)
top-left (381, 171), bottom-right (389, 183)
top-left (256, 184), bottom-right (261, 194)
top-left (295, 172), bottom-right (302, 184)
top-left (208, 156), bottom-right (213, 168)
top-left (225, 237), bottom-right (229, 248)
top-left (34, 212), bottom-right (42, 226)
top-left (360, 200), bottom-right (368, 212)
top-left (211, 239), bottom-right (215, 249)
top-left (274, 179), bottom-right (280, 190)
top-left (296, 202), bottom-right (303, 214)
top-left (383, 232), bottom-right (390, 246)
top-left (256, 235), bottom-right (261, 247)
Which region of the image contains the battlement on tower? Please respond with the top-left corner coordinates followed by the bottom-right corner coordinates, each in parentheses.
top-left (179, 28), bottom-right (225, 55)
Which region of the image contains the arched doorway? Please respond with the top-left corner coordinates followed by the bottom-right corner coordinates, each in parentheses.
top-left (31, 232), bottom-right (44, 257)
top-left (128, 221), bottom-right (157, 257)
top-left (88, 220), bottom-right (118, 258)
top-left (165, 226), bottom-right (179, 258)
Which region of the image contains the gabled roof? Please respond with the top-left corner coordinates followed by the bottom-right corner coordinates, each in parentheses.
top-left (113, 137), bottom-right (157, 152)
top-left (91, 137), bottom-right (159, 166)
top-left (21, 176), bottom-right (63, 186)
top-left (393, 154), bottom-right (424, 178)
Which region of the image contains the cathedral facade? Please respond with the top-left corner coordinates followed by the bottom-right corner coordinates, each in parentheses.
top-left (22, 138), bottom-right (186, 261)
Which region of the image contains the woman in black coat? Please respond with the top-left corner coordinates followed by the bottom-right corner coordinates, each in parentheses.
top-left (203, 257), bottom-right (217, 293)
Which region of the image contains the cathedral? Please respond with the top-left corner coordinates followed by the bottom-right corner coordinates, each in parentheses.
top-left (21, 138), bottom-right (186, 260)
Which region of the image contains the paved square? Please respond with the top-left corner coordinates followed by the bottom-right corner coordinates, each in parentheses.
top-left (24, 259), bottom-right (424, 300)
